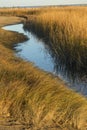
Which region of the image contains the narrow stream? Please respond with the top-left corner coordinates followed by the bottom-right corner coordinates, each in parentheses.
top-left (3, 24), bottom-right (87, 96)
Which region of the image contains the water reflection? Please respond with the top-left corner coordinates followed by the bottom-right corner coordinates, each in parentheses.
top-left (24, 24), bottom-right (87, 74)
top-left (3, 24), bottom-right (87, 96)
top-left (23, 23), bottom-right (87, 95)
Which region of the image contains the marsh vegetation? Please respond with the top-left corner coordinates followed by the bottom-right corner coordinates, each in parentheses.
top-left (0, 6), bottom-right (87, 130)
top-left (24, 6), bottom-right (87, 78)
top-left (4, 23), bottom-right (87, 95)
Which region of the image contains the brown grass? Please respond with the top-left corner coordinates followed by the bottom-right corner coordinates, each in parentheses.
top-left (25, 6), bottom-right (87, 46)
top-left (24, 6), bottom-right (87, 75)
top-left (0, 9), bottom-right (87, 130)
top-left (0, 16), bottom-right (22, 27)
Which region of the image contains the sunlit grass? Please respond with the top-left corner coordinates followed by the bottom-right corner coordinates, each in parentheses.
top-left (0, 8), bottom-right (87, 130)
top-left (24, 6), bottom-right (87, 75)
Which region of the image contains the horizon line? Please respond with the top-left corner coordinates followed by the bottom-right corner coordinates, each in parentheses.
top-left (0, 3), bottom-right (87, 8)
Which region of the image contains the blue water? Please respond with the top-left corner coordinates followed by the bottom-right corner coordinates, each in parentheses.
top-left (3, 24), bottom-right (87, 96)
top-left (3, 24), bottom-right (54, 72)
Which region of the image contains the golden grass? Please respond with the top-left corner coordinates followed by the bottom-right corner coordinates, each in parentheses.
top-left (26, 6), bottom-right (87, 46)
top-left (0, 16), bottom-right (22, 27)
top-left (24, 6), bottom-right (87, 75)
top-left (0, 8), bottom-right (87, 130)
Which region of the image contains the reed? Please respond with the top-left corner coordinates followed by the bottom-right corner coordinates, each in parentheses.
top-left (0, 8), bottom-right (87, 130)
top-left (24, 6), bottom-right (87, 76)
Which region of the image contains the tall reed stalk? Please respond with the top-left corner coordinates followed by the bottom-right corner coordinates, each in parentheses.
top-left (24, 7), bottom-right (87, 75)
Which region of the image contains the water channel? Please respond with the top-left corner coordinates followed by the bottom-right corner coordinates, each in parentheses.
top-left (3, 23), bottom-right (87, 96)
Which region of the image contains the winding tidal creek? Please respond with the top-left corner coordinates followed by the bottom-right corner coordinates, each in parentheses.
top-left (3, 24), bottom-right (87, 96)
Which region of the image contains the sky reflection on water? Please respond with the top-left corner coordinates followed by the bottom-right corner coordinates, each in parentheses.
top-left (3, 24), bottom-right (87, 96)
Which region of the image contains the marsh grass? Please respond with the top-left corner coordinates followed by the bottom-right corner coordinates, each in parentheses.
top-left (0, 10), bottom-right (87, 130)
top-left (24, 6), bottom-right (87, 76)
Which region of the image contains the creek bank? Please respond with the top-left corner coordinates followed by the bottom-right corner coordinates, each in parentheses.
top-left (0, 16), bottom-right (87, 130)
